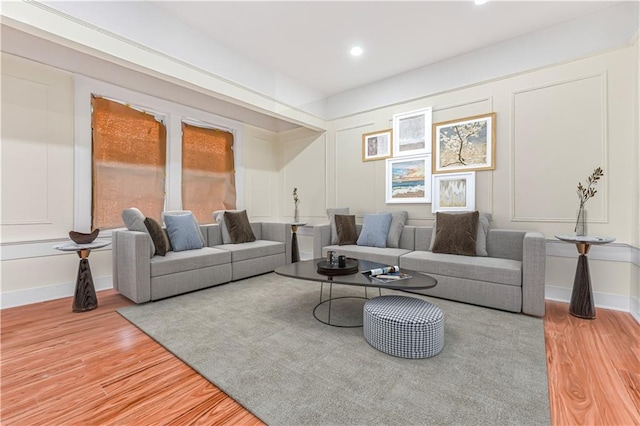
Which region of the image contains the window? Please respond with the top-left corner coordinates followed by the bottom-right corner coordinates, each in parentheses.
top-left (75, 76), bottom-right (244, 233)
top-left (91, 96), bottom-right (166, 229)
top-left (182, 122), bottom-right (236, 224)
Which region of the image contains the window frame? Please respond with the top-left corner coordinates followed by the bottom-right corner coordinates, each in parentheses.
top-left (74, 76), bottom-right (244, 234)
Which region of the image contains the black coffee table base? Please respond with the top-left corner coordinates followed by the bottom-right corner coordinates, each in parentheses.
top-left (313, 281), bottom-right (381, 328)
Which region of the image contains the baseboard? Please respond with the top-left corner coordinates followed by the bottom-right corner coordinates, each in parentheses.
top-left (545, 284), bottom-right (632, 313)
top-left (1, 276), bottom-right (114, 309)
top-left (631, 296), bottom-right (640, 324)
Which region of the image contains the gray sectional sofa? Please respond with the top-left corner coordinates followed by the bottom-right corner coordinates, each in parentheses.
top-left (313, 224), bottom-right (546, 317)
top-left (113, 222), bottom-right (291, 303)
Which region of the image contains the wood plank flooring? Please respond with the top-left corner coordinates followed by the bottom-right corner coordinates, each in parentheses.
top-left (2, 290), bottom-right (639, 425)
top-left (544, 301), bottom-right (640, 425)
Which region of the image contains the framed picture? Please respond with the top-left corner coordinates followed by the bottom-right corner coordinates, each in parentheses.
top-left (392, 107), bottom-right (432, 157)
top-left (362, 129), bottom-right (392, 161)
top-left (432, 112), bottom-right (496, 174)
top-left (386, 155), bottom-right (432, 204)
top-left (431, 172), bottom-right (476, 212)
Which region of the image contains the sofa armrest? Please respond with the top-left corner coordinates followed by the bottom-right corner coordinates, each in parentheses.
top-left (112, 230), bottom-right (151, 303)
top-left (260, 222), bottom-right (292, 264)
top-left (522, 232), bottom-right (546, 317)
top-left (313, 224), bottom-right (331, 259)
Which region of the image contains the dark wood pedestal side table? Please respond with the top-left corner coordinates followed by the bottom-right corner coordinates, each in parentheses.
top-left (54, 240), bottom-right (111, 312)
top-left (290, 222), bottom-right (306, 263)
top-left (555, 234), bottom-right (615, 319)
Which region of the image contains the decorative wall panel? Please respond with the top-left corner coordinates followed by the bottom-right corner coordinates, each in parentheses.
top-left (512, 74), bottom-right (606, 223)
top-left (1, 75), bottom-right (50, 225)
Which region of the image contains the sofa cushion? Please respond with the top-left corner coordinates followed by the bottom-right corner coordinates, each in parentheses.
top-left (335, 214), bottom-right (358, 245)
top-left (162, 210), bottom-right (206, 245)
top-left (357, 213), bottom-right (392, 248)
top-left (213, 209), bottom-right (240, 244)
top-left (164, 213), bottom-right (204, 251)
top-left (224, 210), bottom-right (256, 244)
top-left (122, 207), bottom-right (155, 257)
top-left (144, 217), bottom-right (169, 256)
top-left (322, 244), bottom-right (412, 267)
top-left (327, 207), bottom-right (350, 245)
top-left (399, 251), bottom-right (522, 287)
top-left (432, 211), bottom-right (479, 256)
top-left (150, 247), bottom-right (230, 277)
top-left (214, 240), bottom-right (284, 262)
top-left (378, 210), bottom-right (408, 248)
top-left (430, 211), bottom-right (491, 256)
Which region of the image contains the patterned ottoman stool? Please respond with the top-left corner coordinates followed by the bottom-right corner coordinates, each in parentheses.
top-left (363, 295), bottom-right (444, 358)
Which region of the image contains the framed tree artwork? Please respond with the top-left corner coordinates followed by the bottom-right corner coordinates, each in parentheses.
top-left (362, 129), bottom-right (392, 161)
top-left (431, 172), bottom-right (476, 212)
top-left (385, 154), bottom-right (432, 204)
top-left (392, 107), bottom-right (432, 157)
top-left (432, 112), bottom-right (496, 174)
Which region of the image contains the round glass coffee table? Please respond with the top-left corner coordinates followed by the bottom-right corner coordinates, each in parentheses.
top-left (275, 258), bottom-right (437, 327)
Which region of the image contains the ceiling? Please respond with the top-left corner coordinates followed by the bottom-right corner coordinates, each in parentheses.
top-left (152, 1), bottom-right (623, 97)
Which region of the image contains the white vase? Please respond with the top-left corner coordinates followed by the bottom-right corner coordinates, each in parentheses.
top-left (294, 206), bottom-right (299, 222)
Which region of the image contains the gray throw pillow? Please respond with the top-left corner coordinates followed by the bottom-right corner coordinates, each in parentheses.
top-left (213, 209), bottom-right (240, 244)
top-left (164, 212), bottom-right (204, 251)
top-left (432, 211), bottom-right (479, 256)
top-left (335, 214), bottom-right (358, 245)
top-left (144, 217), bottom-right (169, 256)
top-left (162, 210), bottom-right (206, 245)
top-left (327, 208), bottom-right (350, 245)
top-left (357, 213), bottom-right (392, 248)
top-left (378, 210), bottom-right (408, 248)
top-left (224, 210), bottom-right (256, 244)
top-left (122, 207), bottom-right (155, 258)
top-left (429, 211), bottom-right (491, 256)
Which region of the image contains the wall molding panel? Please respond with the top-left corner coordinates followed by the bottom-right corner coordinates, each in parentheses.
top-left (511, 72), bottom-right (608, 223)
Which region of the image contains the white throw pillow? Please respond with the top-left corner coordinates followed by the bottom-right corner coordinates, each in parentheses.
top-left (121, 207), bottom-right (155, 258)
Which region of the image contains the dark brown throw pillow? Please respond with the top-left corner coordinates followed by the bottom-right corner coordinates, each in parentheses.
top-left (224, 210), bottom-right (256, 244)
top-left (335, 214), bottom-right (358, 245)
top-left (144, 217), bottom-right (170, 256)
top-left (432, 211), bottom-right (479, 256)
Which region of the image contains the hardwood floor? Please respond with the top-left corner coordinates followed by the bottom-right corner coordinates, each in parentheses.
top-left (544, 301), bottom-right (640, 425)
top-left (1, 291), bottom-right (639, 425)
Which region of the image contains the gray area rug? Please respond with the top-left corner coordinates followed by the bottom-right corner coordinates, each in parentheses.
top-left (118, 273), bottom-right (550, 425)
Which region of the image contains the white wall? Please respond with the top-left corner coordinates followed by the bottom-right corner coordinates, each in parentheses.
top-left (0, 54), bottom-right (114, 306)
top-left (280, 45), bottom-right (638, 313)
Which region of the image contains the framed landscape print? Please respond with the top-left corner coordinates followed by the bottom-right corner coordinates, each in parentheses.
top-left (386, 155), bottom-right (432, 204)
top-left (432, 112), bottom-right (496, 174)
top-left (392, 107), bottom-right (432, 157)
top-left (431, 172), bottom-right (476, 212)
top-left (362, 129), bottom-right (392, 162)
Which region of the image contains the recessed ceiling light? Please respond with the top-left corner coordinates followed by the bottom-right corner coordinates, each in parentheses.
top-left (474, 0), bottom-right (488, 5)
top-left (350, 46), bottom-right (363, 57)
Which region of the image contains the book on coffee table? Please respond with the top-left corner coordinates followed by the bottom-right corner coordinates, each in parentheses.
top-left (370, 271), bottom-right (412, 283)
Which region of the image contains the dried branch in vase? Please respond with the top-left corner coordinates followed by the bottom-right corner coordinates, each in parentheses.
top-left (576, 167), bottom-right (604, 209)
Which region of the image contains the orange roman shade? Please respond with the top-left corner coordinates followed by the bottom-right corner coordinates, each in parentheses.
top-left (91, 96), bottom-right (166, 229)
top-left (181, 122), bottom-right (236, 223)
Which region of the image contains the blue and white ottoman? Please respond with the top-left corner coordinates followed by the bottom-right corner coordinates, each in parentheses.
top-left (363, 295), bottom-right (444, 359)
